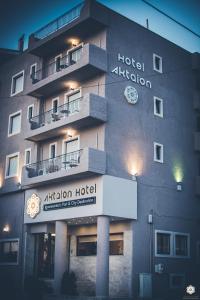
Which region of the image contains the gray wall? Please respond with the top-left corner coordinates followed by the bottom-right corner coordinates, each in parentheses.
top-left (105, 7), bottom-right (200, 299)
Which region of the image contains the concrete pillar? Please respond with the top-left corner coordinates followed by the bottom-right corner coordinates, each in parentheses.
top-left (128, 220), bottom-right (134, 298)
top-left (54, 221), bottom-right (68, 294)
top-left (96, 215), bottom-right (110, 297)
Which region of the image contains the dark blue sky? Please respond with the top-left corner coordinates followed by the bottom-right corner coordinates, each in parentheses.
top-left (0, 0), bottom-right (200, 53)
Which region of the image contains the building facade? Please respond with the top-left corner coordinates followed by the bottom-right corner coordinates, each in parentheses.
top-left (0, 0), bottom-right (200, 299)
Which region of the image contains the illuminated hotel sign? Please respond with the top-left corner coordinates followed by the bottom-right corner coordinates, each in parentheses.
top-left (111, 53), bottom-right (152, 89)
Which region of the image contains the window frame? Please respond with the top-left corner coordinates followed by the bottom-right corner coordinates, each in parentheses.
top-left (154, 142), bottom-right (164, 163)
top-left (155, 230), bottom-right (190, 258)
top-left (76, 233), bottom-right (124, 257)
top-left (27, 104), bottom-right (34, 120)
top-left (169, 273), bottom-right (185, 289)
top-left (8, 110), bottom-right (22, 137)
top-left (153, 53), bottom-right (163, 73)
top-left (67, 43), bottom-right (83, 63)
top-left (0, 238), bottom-right (20, 265)
top-left (64, 88), bottom-right (82, 115)
top-left (11, 70), bottom-right (25, 96)
top-left (49, 142), bottom-right (57, 159)
top-left (5, 152), bottom-right (20, 179)
top-left (174, 232), bottom-right (190, 258)
top-left (154, 96), bottom-right (163, 118)
top-left (54, 54), bottom-right (62, 72)
top-left (30, 63), bottom-right (37, 76)
top-left (62, 135), bottom-right (80, 156)
top-left (24, 148), bottom-right (31, 165)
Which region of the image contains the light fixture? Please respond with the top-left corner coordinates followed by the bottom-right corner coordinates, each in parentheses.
top-left (3, 224), bottom-right (10, 233)
top-left (177, 182), bottom-right (182, 191)
top-left (66, 130), bottom-right (73, 138)
top-left (131, 173), bottom-right (137, 181)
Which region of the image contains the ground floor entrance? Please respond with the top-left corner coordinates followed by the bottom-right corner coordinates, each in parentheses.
top-left (24, 218), bottom-right (134, 298)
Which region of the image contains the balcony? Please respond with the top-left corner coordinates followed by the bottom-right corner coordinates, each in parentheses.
top-left (25, 94), bottom-right (107, 142)
top-left (28, 1), bottom-right (109, 56)
top-left (21, 148), bottom-right (106, 188)
top-left (26, 44), bottom-right (107, 97)
top-left (194, 132), bottom-right (200, 151)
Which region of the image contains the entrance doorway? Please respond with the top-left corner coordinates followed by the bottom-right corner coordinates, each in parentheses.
top-left (34, 233), bottom-right (55, 279)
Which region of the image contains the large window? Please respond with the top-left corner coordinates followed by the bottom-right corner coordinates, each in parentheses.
top-left (155, 231), bottom-right (190, 258)
top-left (0, 239), bottom-right (19, 264)
top-left (5, 152), bottom-right (19, 178)
top-left (65, 89), bottom-right (81, 115)
top-left (77, 233), bottom-right (124, 256)
top-left (8, 111), bottom-right (21, 136)
top-left (11, 71), bottom-right (24, 96)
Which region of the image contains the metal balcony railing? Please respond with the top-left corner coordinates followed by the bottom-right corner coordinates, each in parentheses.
top-left (33, 3), bottom-right (84, 40)
top-left (29, 97), bottom-right (82, 130)
top-left (31, 48), bottom-right (83, 83)
top-left (25, 150), bottom-right (82, 178)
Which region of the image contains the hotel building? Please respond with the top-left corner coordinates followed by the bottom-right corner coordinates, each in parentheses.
top-left (0, 0), bottom-right (200, 299)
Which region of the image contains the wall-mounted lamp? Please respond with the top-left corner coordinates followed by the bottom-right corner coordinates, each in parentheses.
top-left (177, 182), bottom-right (182, 191)
top-left (66, 130), bottom-right (73, 138)
top-left (131, 174), bottom-right (137, 181)
top-left (17, 182), bottom-right (21, 189)
top-left (3, 224), bottom-right (10, 233)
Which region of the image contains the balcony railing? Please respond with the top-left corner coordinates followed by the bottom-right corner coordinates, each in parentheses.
top-left (31, 49), bottom-right (82, 83)
top-left (25, 150), bottom-right (81, 179)
top-left (33, 3), bottom-right (84, 40)
top-left (29, 97), bottom-right (81, 130)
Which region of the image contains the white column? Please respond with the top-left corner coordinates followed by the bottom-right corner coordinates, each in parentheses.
top-left (96, 215), bottom-right (110, 297)
top-left (54, 221), bottom-right (68, 294)
top-left (128, 220), bottom-right (134, 298)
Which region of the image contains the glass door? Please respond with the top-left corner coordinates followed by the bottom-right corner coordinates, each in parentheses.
top-left (35, 233), bottom-right (55, 279)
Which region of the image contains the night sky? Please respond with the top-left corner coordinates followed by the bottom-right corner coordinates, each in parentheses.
top-left (0, 0), bottom-right (199, 53)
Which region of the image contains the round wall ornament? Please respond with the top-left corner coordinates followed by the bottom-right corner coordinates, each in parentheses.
top-left (27, 193), bottom-right (41, 219)
top-left (124, 86), bottom-right (138, 104)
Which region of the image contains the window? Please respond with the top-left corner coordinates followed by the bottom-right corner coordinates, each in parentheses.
top-left (68, 44), bottom-right (83, 64)
top-left (154, 142), bottom-right (163, 163)
top-left (25, 149), bottom-right (31, 165)
top-left (49, 143), bottom-right (57, 159)
top-left (11, 70), bottom-right (24, 96)
top-left (0, 239), bottom-right (19, 264)
top-left (175, 234), bottom-right (188, 256)
top-left (155, 231), bottom-right (189, 258)
top-left (52, 98), bottom-right (59, 113)
top-left (5, 152), bottom-right (19, 178)
top-left (154, 97), bottom-right (163, 117)
top-left (169, 274), bottom-right (185, 289)
top-left (157, 232), bottom-right (171, 255)
top-left (76, 233), bottom-right (124, 256)
top-left (8, 111), bottom-right (21, 136)
top-left (153, 54), bottom-right (162, 73)
top-left (30, 63), bottom-right (37, 81)
top-left (55, 54), bottom-right (62, 72)
top-left (65, 89), bottom-right (81, 115)
top-left (27, 104), bottom-right (34, 120)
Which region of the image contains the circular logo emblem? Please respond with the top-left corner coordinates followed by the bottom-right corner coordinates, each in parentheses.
top-left (186, 285), bottom-right (195, 295)
top-left (27, 193), bottom-right (41, 219)
top-left (124, 86), bottom-right (138, 104)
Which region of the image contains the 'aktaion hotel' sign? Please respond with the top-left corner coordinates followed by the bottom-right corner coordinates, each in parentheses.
top-left (111, 53), bottom-right (152, 89)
